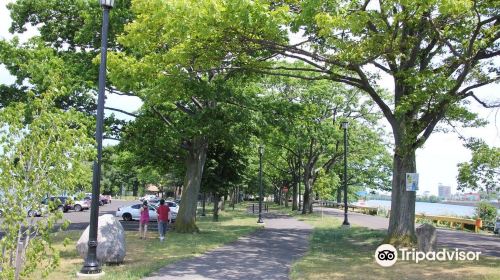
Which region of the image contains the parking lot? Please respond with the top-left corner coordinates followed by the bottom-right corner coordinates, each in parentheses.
top-left (65, 199), bottom-right (165, 232)
top-left (0, 199), bottom-right (165, 237)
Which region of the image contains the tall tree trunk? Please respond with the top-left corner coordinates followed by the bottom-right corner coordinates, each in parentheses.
top-left (213, 193), bottom-right (220, 222)
top-left (175, 136), bottom-right (208, 233)
top-left (302, 181), bottom-right (311, 214)
top-left (132, 179), bottom-right (138, 197)
top-left (292, 178), bottom-right (298, 210)
top-left (302, 165), bottom-right (313, 214)
top-left (336, 187), bottom-right (342, 203)
top-left (285, 190), bottom-right (289, 208)
top-left (279, 188), bottom-right (283, 205)
top-left (298, 176), bottom-right (301, 211)
top-left (385, 137), bottom-right (417, 246)
top-left (230, 188), bottom-right (236, 207)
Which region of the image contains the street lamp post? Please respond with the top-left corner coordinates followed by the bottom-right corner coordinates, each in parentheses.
top-left (341, 121), bottom-right (350, 227)
top-left (257, 145), bottom-right (264, 224)
top-left (80, 0), bottom-right (114, 276)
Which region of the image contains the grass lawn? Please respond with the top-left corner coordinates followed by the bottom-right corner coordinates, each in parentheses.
top-left (290, 214), bottom-right (500, 280)
top-left (44, 205), bottom-right (261, 280)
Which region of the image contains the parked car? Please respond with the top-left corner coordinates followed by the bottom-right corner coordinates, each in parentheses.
top-left (116, 204), bottom-right (158, 221)
top-left (1, 206), bottom-right (44, 217)
top-left (84, 195), bottom-right (104, 206)
top-left (101, 195), bottom-right (112, 204)
top-left (42, 196), bottom-right (71, 212)
top-left (27, 204), bottom-right (47, 217)
top-left (494, 217), bottom-right (500, 235)
top-left (152, 201), bottom-right (178, 222)
top-left (71, 197), bottom-right (90, 212)
top-left (140, 194), bottom-right (158, 202)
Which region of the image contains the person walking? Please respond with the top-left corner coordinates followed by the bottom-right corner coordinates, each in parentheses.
top-left (139, 200), bottom-right (150, 239)
top-left (156, 199), bottom-right (170, 242)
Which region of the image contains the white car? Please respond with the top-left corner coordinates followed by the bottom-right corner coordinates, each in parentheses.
top-left (140, 195), bottom-right (158, 202)
top-left (116, 203), bottom-right (158, 221)
top-left (152, 201), bottom-right (179, 222)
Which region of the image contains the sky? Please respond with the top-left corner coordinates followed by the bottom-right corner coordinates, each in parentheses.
top-left (0, 2), bottom-right (498, 197)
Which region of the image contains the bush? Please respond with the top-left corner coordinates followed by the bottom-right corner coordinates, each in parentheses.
top-left (474, 202), bottom-right (498, 229)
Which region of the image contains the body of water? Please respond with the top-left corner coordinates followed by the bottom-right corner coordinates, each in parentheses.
top-left (356, 200), bottom-right (500, 217)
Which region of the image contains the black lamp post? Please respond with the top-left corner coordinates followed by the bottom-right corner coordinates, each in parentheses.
top-left (257, 145), bottom-right (264, 224)
top-left (341, 121), bottom-right (350, 227)
top-left (80, 0), bottom-right (114, 275)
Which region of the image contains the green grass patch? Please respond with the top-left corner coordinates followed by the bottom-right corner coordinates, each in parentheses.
top-left (44, 206), bottom-right (261, 280)
top-left (290, 214), bottom-right (500, 280)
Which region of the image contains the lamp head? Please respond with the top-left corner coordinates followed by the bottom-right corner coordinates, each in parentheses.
top-left (258, 145), bottom-right (264, 155)
top-left (341, 121), bottom-right (349, 129)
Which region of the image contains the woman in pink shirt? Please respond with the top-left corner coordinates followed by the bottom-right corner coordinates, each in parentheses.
top-left (139, 201), bottom-right (150, 239)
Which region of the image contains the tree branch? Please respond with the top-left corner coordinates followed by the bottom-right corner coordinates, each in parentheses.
top-left (104, 107), bottom-right (138, 118)
top-left (175, 102), bottom-right (196, 115)
top-left (352, 66), bottom-right (396, 127)
top-left (467, 92), bottom-right (500, 108)
top-left (151, 106), bottom-right (175, 127)
top-left (107, 86), bottom-right (138, 97)
top-left (103, 136), bottom-right (120, 141)
top-left (191, 96), bottom-right (204, 110)
top-left (458, 76), bottom-right (500, 97)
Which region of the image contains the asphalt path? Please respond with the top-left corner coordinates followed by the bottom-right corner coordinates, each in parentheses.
top-left (143, 213), bottom-right (313, 280)
top-left (318, 207), bottom-right (500, 258)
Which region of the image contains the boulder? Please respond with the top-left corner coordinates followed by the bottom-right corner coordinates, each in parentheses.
top-left (416, 223), bottom-right (437, 252)
top-left (76, 214), bottom-right (126, 264)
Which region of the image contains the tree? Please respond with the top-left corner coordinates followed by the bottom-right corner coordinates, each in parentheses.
top-left (144, 0), bottom-right (500, 245)
top-left (202, 142), bottom-right (248, 221)
top-left (4, 0), bottom-right (136, 141)
top-left (0, 54), bottom-right (93, 279)
top-left (107, 45), bottom-right (260, 232)
top-left (457, 139), bottom-right (500, 194)
top-left (259, 73), bottom-right (391, 214)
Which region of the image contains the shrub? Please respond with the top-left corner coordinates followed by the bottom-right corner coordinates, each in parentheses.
top-left (474, 202), bottom-right (498, 229)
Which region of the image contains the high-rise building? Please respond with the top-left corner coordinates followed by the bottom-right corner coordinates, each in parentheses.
top-left (438, 183), bottom-right (451, 199)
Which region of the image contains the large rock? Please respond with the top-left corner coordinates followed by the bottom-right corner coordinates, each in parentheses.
top-left (76, 214), bottom-right (126, 264)
top-left (416, 223), bottom-right (437, 252)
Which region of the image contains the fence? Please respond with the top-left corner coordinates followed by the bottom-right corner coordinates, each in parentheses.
top-left (320, 200), bottom-right (482, 232)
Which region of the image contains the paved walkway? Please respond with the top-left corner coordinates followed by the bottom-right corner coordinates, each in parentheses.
top-left (143, 213), bottom-right (313, 280)
top-left (318, 207), bottom-right (500, 257)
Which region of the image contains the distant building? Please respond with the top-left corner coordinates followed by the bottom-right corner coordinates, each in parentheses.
top-left (438, 184), bottom-right (451, 199)
top-left (423, 191), bottom-right (431, 197)
top-left (456, 192), bottom-right (481, 201)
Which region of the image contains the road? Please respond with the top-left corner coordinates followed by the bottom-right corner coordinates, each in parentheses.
top-left (318, 207), bottom-right (500, 258)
